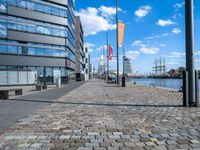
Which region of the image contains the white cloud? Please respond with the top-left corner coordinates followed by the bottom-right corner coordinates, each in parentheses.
top-left (172, 28), bottom-right (181, 34)
top-left (97, 45), bottom-right (107, 51)
top-left (165, 52), bottom-right (185, 58)
top-left (132, 40), bottom-right (142, 46)
top-left (160, 44), bottom-right (166, 47)
top-left (126, 51), bottom-right (140, 60)
top-left (156, 19), bottom-right (175, 27)
top-left (139, 45), bottom-right (159, 54)
top-left (99, 6), bottom-right (121, 19)
top-left (173, 2), bottom-right (185, 10)
top-left (85, 43), bottom-right (95, 52)
top-left (135, 5), bottom-right (152, 20)
top-left (75, 6), bottom-right (117, 36)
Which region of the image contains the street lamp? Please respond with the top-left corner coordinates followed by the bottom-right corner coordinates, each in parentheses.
top-left (185, 0), bottom-right (195, 105)
top-left (116, 0), bottom-right (119, 84)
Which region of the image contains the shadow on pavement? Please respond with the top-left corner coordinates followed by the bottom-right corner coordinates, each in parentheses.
top-left (10, 99), bottom-right (183, 107)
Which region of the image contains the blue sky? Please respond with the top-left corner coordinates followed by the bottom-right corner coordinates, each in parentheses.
top-left (75, 0), bottom-right (200, 74)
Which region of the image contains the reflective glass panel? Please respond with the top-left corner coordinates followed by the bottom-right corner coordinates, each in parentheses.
top-left (0, 44), bottom-right (7, 53)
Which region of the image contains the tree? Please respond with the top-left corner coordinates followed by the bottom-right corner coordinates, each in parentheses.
top-left (177, 66), bottom-right (186, 77)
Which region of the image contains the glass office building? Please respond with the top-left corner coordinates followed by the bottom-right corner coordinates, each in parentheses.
top-left (0, 0), bottom-right (76, 85)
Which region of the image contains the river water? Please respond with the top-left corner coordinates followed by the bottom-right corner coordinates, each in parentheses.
top-left (128, 78), bottom-right (185, 90)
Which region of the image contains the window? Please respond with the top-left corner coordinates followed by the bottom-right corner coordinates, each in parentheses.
top-left (17, 0), bottom-right (26, 8)
top-left (43, 27), bottom-right (51, 35)
top-left (27, 25), bottom-right (36, 33)
top-left (36, 3), bottom-right (44, 12)
top-left (28, 47), bottom-right (35, 55)
top-left (8, 45), bottom-right (18, 54)
top-left (8, 22), bottom-right (17, 30)
top-left (18, 24), bottom-right (27, 32)
top-left (44, 5), bottom-right (51, 14)
top-left (45, 49), bottom-right (53, 56)
top-left (53, 50), bottom-right (60, 57)
top-left (18, 46), bottom-right (22, 54)
top-left (60, 51), bottom-right (65, 57)
top-left (45, 67), bottom-right (53, 77)
top-left (8, 0), bottom-right (17, 6)
top-left (22, 46), bottom-right (28, 55)
top-left (59, 30), bottom-right (65, 37)
top-left (52, 28), bottom-right (59, 36)
top-left (0, 45), bottom-right (7, 53)
top-left (0, 0), bottom-right (7, 13)
top-left (59, 9), bottom-right (65, 17)
top-left (52, 7), bottom-right (59, 16)
top-left (27, 1), bottom-right (35, 10)
top-left (36, 48), bottom-right (45, 56)
top-left (36, 26), bottom-right (44, 34)
top-left (0, 22), bottom-right (7, 37)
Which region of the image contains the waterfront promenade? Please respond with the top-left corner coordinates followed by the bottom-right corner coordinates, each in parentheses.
top-left (0, 79), bottom-right (200, 150)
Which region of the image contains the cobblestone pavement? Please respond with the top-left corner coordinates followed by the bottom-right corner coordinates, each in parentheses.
top-left (0, 79), bottom-right (200, 150)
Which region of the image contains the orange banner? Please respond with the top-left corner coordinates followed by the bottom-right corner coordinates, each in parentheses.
top-left (118, 21), bottom-right (125, 48)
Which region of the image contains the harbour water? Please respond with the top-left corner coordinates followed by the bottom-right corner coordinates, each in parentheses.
top-left (128, 78), bottom-right (184, 90)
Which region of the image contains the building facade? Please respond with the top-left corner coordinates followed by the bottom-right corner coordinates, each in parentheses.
top-left (0, 0), bottom-right (76, 86)
top-left (75, 16), bottom-right (84, 81)
top-left (84, 47), bottom-right (89, 81)
top-left (123, 56), bottom-right (132, 75)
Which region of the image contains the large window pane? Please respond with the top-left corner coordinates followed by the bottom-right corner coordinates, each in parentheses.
top-left (27, 1), bottom-right (35, 10)
top-left (59, 9), bottom-right (65, 17)
top-left (60, 51), bottom-right (66, 57)
top-left (60, 30), bottom-right (65, 37)
top-left (45, 49), bottom-right (53, 56)
top-left (17, 0), bottom-right (26, 8)
top-left (22, 46), bottom-right (28, 55)
top-left (52, 28), bottom-right (59, 36)
top-left (43, 27), bottom-right (51, 35)
top-left (0, 44), bottom-right (7, 53)
top-left (8, 45), bottom-right (18, 54)
top-left (53, 50), bottom-right (60, 57)
top-left (27, 24), bottom-right (36, 33)
top-left (18, 46), bottom-right (22, 54)
top-left (0, 22), bottom-right (7, 37)
top-left (8, 0), bottom-right (17, 6)
top-left (36, 3), bottom-right (44, 12)
top-left (45, 67), bottom-right (53, 84)
top-left (36, 26), bottom-right (44, 34)
top-left (44, 5), bottom-right (51, 14)
top-left (36, 48), bottom-right (45, 56)
top-left (0, 0), bottom-right (7, 13)
top-left (18, 24), bottom-right (27, 31)
top-left (28, 47), bottom-right (35, 55)
top-left (8, 22), bottom-right (17, 30)
top-left (52, 7), bottom-right (59, 16)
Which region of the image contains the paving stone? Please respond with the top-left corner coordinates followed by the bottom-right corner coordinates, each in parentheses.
top-left (77, 147), bottom-right (93, 150)
top-left (59, 135), bottom-right (70, 140)
top-left (0, 79), bottom-right (199, 150)
top-left (30, 143), bottom-right (43, 148)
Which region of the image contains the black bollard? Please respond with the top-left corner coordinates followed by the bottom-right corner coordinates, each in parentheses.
top-left (195, 70), bottom-right (199, 107)
top-left (183, 70), bottom-right (189, 107)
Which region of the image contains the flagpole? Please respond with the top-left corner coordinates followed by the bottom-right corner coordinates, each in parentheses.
top-left (107, 32), bottom-right (109, 82)
top-left (116, 0), bottom-right (119, 84)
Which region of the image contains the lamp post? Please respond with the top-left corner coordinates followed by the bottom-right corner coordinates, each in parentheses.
top-left (116, 0), bottom-right (119, 84)
top-left (185, 0), bottom-right (196, 105)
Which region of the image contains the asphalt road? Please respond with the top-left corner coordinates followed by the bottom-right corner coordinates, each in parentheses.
top-left (0, 81), bottom-right (85, 129)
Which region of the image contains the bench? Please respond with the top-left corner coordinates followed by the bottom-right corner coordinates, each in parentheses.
top-left (35, 85), bottom-right (47, 91)
top-left (0, 89), bottom-right (23, 100)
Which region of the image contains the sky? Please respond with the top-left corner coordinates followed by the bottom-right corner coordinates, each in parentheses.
top-left (75, 0), bottom-right (200, 74)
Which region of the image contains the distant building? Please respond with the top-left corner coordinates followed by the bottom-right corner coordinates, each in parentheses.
top-left (97, 55), bottom-right (105, 78)
top-left (123, 56), bottom-right (132, 75)
top-left (84, 47), bottom-right (89, 81)
top-left (75, 16), bottom-right (84, 81)
top-left (0, 0), bottom-right (76, 85)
